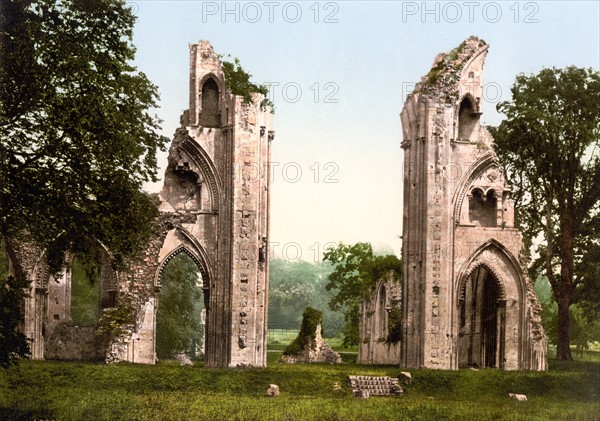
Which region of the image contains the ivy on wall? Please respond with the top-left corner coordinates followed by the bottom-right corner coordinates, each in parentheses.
top-left (283, 307), bottom-right (323, 356)
top-left (220, 55), bottom-right (275, 112)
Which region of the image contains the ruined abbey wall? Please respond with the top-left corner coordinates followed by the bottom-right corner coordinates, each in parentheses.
top-left (400, 37), bottom-right (546, 370)
top-left (357, 272), bottom-right (402, 365)
top-left (18, 41), bottom-right (273, 368)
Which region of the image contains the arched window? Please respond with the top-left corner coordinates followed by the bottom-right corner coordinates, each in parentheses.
top-left (458, 96), bottom-right (479, 141)
top-left (200, 78), bottom-right (220, 128)
top-left (469, 188), bottom-right (497, 227)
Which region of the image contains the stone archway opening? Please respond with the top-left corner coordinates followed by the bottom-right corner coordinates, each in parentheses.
top-left (69, 255), bottom-right (101, 324)
top-left (155, 252), bottom-right (207, 362)
top-left (44, 246), bottom-right (118, 361)
top-left (458, 265), bottom-right (506, 369)
top-left (458, 95), bottom-right (480, 141)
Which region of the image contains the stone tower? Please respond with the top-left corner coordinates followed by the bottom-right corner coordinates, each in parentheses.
top-left (400, 37), bottom-right (546, 370)
top-left (145, 40), bottom-right (274, 367)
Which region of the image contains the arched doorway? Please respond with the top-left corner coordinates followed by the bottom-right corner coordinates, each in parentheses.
top-left (458, 265), bottom-right (506, 368)
top-left (155, 251), bottom-right (207, 361)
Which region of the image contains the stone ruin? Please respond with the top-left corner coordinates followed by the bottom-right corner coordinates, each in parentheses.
top-left (10, 37), bottom-right (548, 372)
top-left (280, 308), bottom-right (341, 364)
top-left (15, 41), bottom-right (274, 367)
top-left (348, 375), bottom-right (403, 398)
top-left (399, 36), bottom-right (546, 370)
top-left (357, 271), bottom-right (402, 365)
top-left (280, 323), bottom-right (341, 364)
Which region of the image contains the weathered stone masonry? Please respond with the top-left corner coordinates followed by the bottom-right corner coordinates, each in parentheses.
top-left (357, 272), bottom-right (402, 365)
top-left (400, 37), bottom-right (546, 370)
top-left (109, 40), bottom-right (274, 367)
top-left (18, 41), bottom-right (274, 368)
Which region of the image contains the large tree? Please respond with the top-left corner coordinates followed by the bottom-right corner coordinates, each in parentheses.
top-left (0, 0), bottom-right (168, 364)
top-left (491, 66), bottom-right (600, 360)
top-left (268, 259), bottom-right (344, 336)
top-left (323, 242), bottom-right (402, 347)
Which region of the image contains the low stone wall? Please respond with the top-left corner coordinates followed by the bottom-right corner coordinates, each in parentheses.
top-left (44, 322), bottom-right (109, 361)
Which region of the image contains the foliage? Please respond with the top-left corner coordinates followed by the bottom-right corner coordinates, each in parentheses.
top-left (0, 275), bottom-right (31, 368)
top-left (283, 307), bottom-right (323, 356)
top-left (573, 217), bottom-right (600, 321)
top-left (0, 0), bottom-right (167, 277)
top-left (156, 254), bottom-right (203, 359)
top-left (323, 242), bottom-right (402, 347)
top-left (386, 307), bottom-right (402, 344)
top-left (491, 66), bottom-right (600, 360)
top-left (70, 256), bottom-right (100, 324)
top-left (0, 359), bottom-right (599, 420)
top-left (420, 36), bottom-right (487, 99)
top-left (220, 56), bottom-right (274, 111)
top-left (96, 299), bottom-right (135, 339)
top-left (268, 259), bottom-right (343, 336)
top-left (535, 277), bottom-right (600, 352)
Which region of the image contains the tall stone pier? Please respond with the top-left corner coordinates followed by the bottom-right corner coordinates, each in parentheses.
top-left (400, 37), bottom-right (546, 370)
top-left (127, 40), bottom-right (274, 367)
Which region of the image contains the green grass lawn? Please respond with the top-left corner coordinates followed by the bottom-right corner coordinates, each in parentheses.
top-left (1, 354), bottom-right (599, 421)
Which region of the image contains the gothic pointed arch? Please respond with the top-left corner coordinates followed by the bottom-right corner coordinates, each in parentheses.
top-left (162, 129), bottom-right (223, 214)
top-left (178, 134), bottom-right (223, 213)
top-left (457, 92), bottom-right (480, 141)
top-left (455, 238), bottom-right (526, 304)
top-left (452, 152), bottom-right (498, 224)
top-left (154, 226), bottom-right (213, 288)
top-left (198, 73), bottom-right (223, 128)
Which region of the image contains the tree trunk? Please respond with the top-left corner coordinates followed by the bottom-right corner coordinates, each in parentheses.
top-left (555, 210), bottom-right (575, 361)
top-left (556, 296), bottom-right (573, 360)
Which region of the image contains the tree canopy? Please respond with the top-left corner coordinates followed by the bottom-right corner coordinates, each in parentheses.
top-left (268, 259), bottom-right (344, 336)
top-left (0, 0), bottom-right (168, 366)
top-left (0, 0), bottom-right (168, 274)
top-left (323, 242), bottom-right (402, 347)
top-left (491, 66), bottom-right (600, 360)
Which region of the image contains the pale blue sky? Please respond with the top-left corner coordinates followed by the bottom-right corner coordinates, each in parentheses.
top-left (133, 1), bottom-right (600, 261)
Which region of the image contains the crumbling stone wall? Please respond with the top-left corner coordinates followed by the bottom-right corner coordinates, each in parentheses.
top-left (357, 271), bottom-right (402, 365)
top-left (44, 322), bottom-right (109, 361)
top-left (17, 41), bottom-right (273, 368)
top-left (400, 36), bottom-right (546, 370)
top-left (13, 238), bottom-right (119, 362)
top-left (281, 307), bottom-right (341, 364)
top-left (108, 41), bottom-right (274, 367)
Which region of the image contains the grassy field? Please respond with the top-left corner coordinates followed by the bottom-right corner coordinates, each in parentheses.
top-left (1, 349), bottom-right (599, 421)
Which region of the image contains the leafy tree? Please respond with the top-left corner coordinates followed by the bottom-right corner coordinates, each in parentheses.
top-left (323, 242), bottom-right (402, 347)
top-left (268, 259), bottom-right (344, 337)
top-left (535, 276), bottom-right (600, 356)
top-left (0, 0), bottom-right (167, 364)
top-left (156, 254), bottom-right (203, 359)
top-left (573, 218), bottom-right (600, 321)
top-left (0, 275), bottom-right (30, 368)
top-left (0, 0), bottom-right (167, 268)
top-left (491, 67), bottom-right (600, 360)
